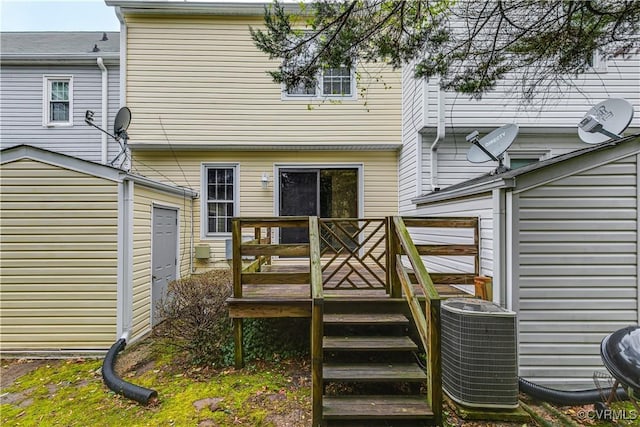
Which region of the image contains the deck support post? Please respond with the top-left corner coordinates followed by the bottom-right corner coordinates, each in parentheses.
top-left (387, 216), bottom-right (402, 298)
top-left (233, 318), bottom-right (244, 369)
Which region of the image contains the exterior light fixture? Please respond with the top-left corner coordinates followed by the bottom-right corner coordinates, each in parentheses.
top-left (261, 172), bottom-right (270, 189)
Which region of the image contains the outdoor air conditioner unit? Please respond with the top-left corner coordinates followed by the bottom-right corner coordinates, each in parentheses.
top-left (441, 298), bottom-right (518, 409)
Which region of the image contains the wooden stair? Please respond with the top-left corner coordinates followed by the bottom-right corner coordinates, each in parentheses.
top-left (320, 301), bottom-right (434, 426)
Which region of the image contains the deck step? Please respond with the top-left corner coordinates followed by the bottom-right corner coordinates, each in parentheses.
top-left (323, 313), bottom-right (409, 326)
top-left (323, 395), bottom-right (433, 420)
top-left (324, 336), bottom-right (418, 352)
top-left (323, 363), bottom-right (426, 382)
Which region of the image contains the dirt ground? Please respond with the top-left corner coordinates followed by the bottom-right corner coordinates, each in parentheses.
top-left (1, 359), bottom-right (55, 390)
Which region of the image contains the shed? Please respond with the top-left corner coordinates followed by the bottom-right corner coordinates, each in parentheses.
top-left (0, 145), bottom-right (197, 355)
top-left (412, 134), bottom-right (640, 388)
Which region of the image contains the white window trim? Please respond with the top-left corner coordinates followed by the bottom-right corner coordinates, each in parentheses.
top-left (281, 67), bottom-right (357, 101)
top-left (589, 50), bottom-right (608, 73)
top-left (504, 149), bottom-right (550, 168)
top-left (42, 75), bottom-right (73, 127)
top-left (200, 163), bottom-right (240, 240)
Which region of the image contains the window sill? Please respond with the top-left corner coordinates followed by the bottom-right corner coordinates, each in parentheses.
top-left (281, 94), bottom-right (358, 102)
top-left (201, 233), bottom-right (233, 240)
top-left (44, 123), bottom-right (73, 128)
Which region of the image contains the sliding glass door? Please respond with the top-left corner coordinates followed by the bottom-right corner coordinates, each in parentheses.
top-left (279, 168), bottom-right (358, 245)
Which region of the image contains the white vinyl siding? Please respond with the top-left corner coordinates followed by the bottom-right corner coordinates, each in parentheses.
top-left (398, 61), bottom-right (424, 214)
top-left (1, 64), bottom-right (120, 162)
top-left (413, 195), bottom-right (494, 279)
top-left (419, 134), bottom-right (589, 194)
top-left (516, 156), bottom-right (638, 388)
top-left (0, 159), bottom-right (119, 351)
top-left (416, 56), bottom-right (640, 129)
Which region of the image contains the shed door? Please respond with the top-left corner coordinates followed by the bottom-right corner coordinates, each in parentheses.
top-left (151, 207), bottom-right (178, 326)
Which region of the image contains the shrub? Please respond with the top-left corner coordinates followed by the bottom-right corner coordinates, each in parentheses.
top-left (223, 318), bottom-right (310, 365)
top-left (154, 270), bottom-right (232, 366)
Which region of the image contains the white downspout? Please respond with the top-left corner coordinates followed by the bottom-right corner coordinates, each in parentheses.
top-left (97, 57), bottom-right (108, 164)
top-left (429, 78), bottom-right (445, 192)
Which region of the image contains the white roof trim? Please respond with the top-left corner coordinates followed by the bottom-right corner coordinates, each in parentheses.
top-left (128, 173), bottom-right (198, 198)
top-left (1, 145), bottom-right (124, 182)
top-left (105, 1), bottom-right (302, 16)
top-left (1, 53), bottom-right (119, 65)
top-left (129, 143), bottom-right (402, 151)
top-left (413, 178), bottom-right (515, 205)
top-left (1, 145), bottom-right (197, 198)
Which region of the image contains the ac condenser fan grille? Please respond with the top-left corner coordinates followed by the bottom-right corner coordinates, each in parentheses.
top-left (441, 298), bottom-right (518, 409)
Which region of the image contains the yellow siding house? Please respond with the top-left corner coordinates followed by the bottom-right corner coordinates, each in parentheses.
top-left (106, 1), bottom-right (401, 268)
top-left (0, 145), bottom-right (197, 354)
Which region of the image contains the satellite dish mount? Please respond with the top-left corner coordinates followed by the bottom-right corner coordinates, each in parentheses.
top-left (85, 107), bottom-right (132, 168)
top-left (466, 124), bottom-right (519, 175)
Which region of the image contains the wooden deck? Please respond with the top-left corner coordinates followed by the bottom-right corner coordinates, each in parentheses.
top-left (228, 263), bottom-right (472, 318)
top-left (229, 216), bottom-right (483, 426)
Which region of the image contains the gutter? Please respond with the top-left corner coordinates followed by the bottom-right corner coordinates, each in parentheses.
top-left (0, 53), bottom-right (119, 65)
top-left (105, 1), bottom-right (302, 15)
top-left (428, 78), bottom-right (445, 192)
top-left (412, 177), bottom-right (516, 205)
top-left (97, 58), bottom-right (109, 164)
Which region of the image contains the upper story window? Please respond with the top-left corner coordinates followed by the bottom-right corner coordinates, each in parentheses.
top-left (43, 76), bottom-right (73, 127)
top-left (506, 150), bottom-right (550, 169)
top-left (588, 50), bottom-right (607, 73)
top-left (201, 164), bottom-right (238, 237)
top-left (283, 66), bottom-right (356, 100)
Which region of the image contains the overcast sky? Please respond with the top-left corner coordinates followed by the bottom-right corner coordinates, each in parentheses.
top-left (1, 0), bottom-right (120, 32)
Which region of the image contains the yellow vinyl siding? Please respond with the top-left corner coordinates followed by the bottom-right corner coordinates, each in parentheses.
top-left (0, 159), bottom-right (118, 351)
top-left (124, 14), bottom-right (401, 147)
top-left (131, 184), bottom-right (194, 340)
top-left (132, 150), bottom-right (398, 269)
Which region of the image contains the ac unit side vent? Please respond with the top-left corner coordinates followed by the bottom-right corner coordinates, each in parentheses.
top-left (441, 298), bottom-right (518, 409)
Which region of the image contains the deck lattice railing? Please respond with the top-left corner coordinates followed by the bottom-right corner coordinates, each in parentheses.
top-left (319, 218), bottom-right (387, 290)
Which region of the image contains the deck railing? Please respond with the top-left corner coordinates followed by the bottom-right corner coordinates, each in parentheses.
top-left (231, 216), bottom-right (311, 367)
top-left (389, 216), bottom-right (443, 425)
top-left (309, 217), bottom-right (324, 427)
top-left (319, 218), bottom-right (387, 291)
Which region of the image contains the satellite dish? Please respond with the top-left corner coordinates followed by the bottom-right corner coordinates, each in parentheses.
top-left (83, 106), bottom-right (132, 170)
top-left (114, 107), bottom-right (131, 138)
top-left (466, 124), bottom-right (519, 173)
top-left (578, 98), bottom-right (634, 144)
top-left (111, 107), bottom-right (132, 169)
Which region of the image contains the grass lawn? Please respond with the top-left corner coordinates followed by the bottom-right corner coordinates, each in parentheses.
top-left (1, 335), bottom-right (637, 427)
top-left (1, 338), bottom-right (310, 427)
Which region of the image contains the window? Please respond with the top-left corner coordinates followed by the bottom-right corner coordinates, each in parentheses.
top-left (588, 50), bottom-right (607, 73)
top-left (202, 165), bottom-right (238, 236)
top-left (283, 66), bottom-right (355, 99)
top-left (43, 76), bottom-right (72, 126)
top-left (322, 67), bottom-right (352, 96)
top-left (506, 150), bottom-right (550, 169)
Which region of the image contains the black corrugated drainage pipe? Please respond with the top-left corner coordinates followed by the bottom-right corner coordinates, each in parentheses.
top-left (519, 377), bottom-right (629, 405)
top-left (102, 337), bottom-right (158, 404)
